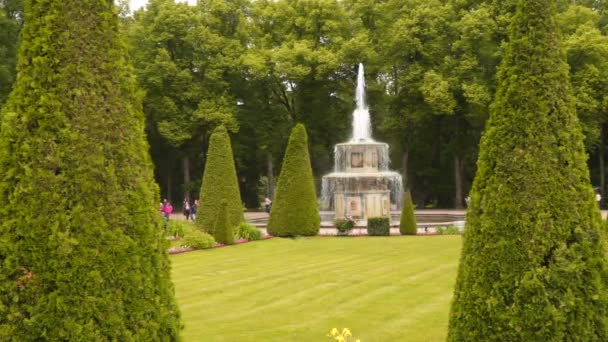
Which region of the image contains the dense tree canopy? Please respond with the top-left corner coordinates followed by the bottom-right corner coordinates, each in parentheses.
top-left (3, 0), bottom-right (608, 209)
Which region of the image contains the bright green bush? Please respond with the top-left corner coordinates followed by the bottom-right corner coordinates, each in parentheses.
top-left (367, 217), bottom-right (390, 236)
top-left (335, 218), bottom-right (355, 233)
top-left (237, 222), bottom-right (262, 241)
top-left (197, 126), bottom-right (244, 234)
top-left (436, 226), bottom-right (459, 235)
top-left (399, 191), bottom-right (417, 235)
top-left (448, 1), bottom-right (608, 340)
top-left (213, 200), bottom-right (235, 245)
top-left (267, 124), bottom-right (320, 237)
top-left (182, 230), bottom-right (216, 250)
top-left (168, 219), bottom-right (196, 237)
top-left (0, 1), bottom-right (180, 339)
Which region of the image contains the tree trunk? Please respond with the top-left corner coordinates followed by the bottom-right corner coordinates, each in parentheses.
top-left (183, 155), bottom-right (191, 200)
top-left (267, 152), bottom-right (275, 198)
top-left (166, 155), bottom-right (172, 203)
top-left (454, 155), bottom-right (464, 209)
top-left (402, 149), bottom-right (409, 190)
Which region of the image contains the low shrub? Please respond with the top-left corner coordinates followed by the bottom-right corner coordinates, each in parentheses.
top-left (168, 220), bottom-right (195, 237)
top-left (181, 230), bottom-right (216, 249)
top-left (436, 225), bottom-right (460, 235)
top-left (237, 222), bottom-right (262, 241)
top-left (334, 218), bottom-right (355, 233)
top-left (367, 217), bottom-right (390, 236)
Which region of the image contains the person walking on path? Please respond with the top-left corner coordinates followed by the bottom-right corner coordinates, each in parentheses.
top-left (190, 200), bottom-right (198, 221)
top-left (162, 201), bottom-right (173, 233)
top-left (264, 197), bottom-right (272, 213)
top-left (183, 198), bottom-right (191, 220)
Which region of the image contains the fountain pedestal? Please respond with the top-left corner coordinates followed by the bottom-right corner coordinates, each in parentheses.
top-left (321, 142), bottom-right (402, 221)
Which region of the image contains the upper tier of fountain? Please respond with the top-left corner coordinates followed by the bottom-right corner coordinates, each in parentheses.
top-left (333, 141), bottom-right (390, 173)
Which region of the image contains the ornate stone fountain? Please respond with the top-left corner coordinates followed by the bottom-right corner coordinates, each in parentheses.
top-left (321, 64), bottom-right (403, 221)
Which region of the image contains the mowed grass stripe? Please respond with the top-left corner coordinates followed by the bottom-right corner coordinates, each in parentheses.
top-left (171, 236), bottom-right (461, 341)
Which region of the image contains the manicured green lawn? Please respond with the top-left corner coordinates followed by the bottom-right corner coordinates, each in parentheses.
top-left (171, 236), bottom-right (462, 341)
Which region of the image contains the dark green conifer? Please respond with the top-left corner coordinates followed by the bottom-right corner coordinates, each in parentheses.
top-left (448, 0), bottom-right (608, 340)
top-left (196, 125), bottom-right (243, 234)
top-left (0, 0), bottom-right (181, 340)
top-left (267, 123), bottom-right (320, 237)
top-left (213, 200), bottom-right (234, 245)
top-left (399, 191), bottom-right (417, 235)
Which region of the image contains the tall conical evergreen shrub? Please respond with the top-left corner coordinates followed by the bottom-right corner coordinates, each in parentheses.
top-left (267, 124), bottom-right (319, 237)
top-left (399, 191), bottom-right (417, 235)
top-left (0, 1), bottom-right (180, 340)
top-left (196, 126), bottom-right (243, 234)
top-left (213, 200), bottom-right (234, 245)
top-left (448, 0), bottom-right (608, 340)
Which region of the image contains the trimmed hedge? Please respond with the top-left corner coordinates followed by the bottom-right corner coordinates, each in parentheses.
top-left (399, 191), bottom-right (417, 235)
top-left (197, 126), bottom-right (244, 234)
top-left (448, 0), bottom-right (608, 340)
top-left (267, 124), bottom-right (320, 237)
top-left (213, 200), bottom-right (235, 245)
top-left (0, 1), bottom-right (181, 339)
top-left (367, 217), bottom-right (390, 236)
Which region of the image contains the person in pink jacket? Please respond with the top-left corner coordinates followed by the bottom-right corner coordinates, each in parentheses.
top-left (161, 199), bottom-right (173, 233)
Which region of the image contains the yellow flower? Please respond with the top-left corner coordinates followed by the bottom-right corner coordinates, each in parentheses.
top-left (327, 328), bottom-right (361, 342)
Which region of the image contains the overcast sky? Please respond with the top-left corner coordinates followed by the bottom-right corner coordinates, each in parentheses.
top-left (129, 0), bottom-right (196, 11)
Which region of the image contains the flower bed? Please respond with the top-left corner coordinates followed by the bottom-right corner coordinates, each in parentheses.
top-left (169, 235), bottom-right (273, 255)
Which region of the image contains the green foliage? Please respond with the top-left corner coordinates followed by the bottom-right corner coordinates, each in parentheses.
top-left (237, 222), bottom-right (262, 241)
top-left (0, 0), bottom-right (22, 111)
top-left (448, 0), bottom-right (608, 340)
top-left (436, 226), bottom-right (459, 235)
top-left (399, 191), bottom-right (417, 235)
top-left (367, 217), bottom-right (390, 236)
top-left (335, 218), bottom-right (355, 233)
top-left (116, 0), bottom-right (608, 210)
top-left (168, 219), bottom-right (196, 238)
top-left (0, 0), bottom-right (180, 339)
top-left (267, 124), bottom-right (320, 237)
top-left (182, 230), bottom-right (216, 250)
top-left (213, 200), bottom-right (235, 245)
top-left (197, 126), bottom-right (244, 233)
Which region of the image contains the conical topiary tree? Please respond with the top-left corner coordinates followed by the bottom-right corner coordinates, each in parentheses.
top-left (213, 200), bottom-right (235, 245)
top-left (267, 123), bottom-right (320, 237)
top-left (399, 191), bottom-right (417, 235)
top-left (196, 125), bottom-right (243, 234)
top-left (448, 0), bottom-right (608, 341)
top-left (0, 1), bottom-right (180, 340)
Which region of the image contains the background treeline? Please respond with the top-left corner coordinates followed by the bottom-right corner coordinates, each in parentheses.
top-left (2, 0), bottom-right (608, 209)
